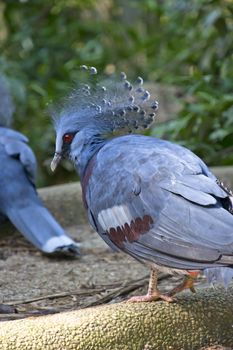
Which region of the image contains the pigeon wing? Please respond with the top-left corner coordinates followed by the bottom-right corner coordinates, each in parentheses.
top-left (1, 137), bottom-right (37, 185)
top-left (85, 140), bottom-right (233, 270)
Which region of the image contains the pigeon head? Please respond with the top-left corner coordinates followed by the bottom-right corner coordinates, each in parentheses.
top-left (50, 65), bottom-right (158, 172)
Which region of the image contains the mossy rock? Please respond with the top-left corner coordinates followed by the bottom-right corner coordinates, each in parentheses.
top-left (0, 286), bottom-right (233, 350)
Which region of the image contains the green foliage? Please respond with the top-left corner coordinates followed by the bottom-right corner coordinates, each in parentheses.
top-left (151, 0), bottom-right (233, 166)
top-left (0, 0), bottom-right (232, 186)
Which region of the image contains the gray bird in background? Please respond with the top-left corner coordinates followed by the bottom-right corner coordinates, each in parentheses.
top-left (51, 66), bottom-right (233, 301)
top-left (0, 75), bottom-right (80, 257)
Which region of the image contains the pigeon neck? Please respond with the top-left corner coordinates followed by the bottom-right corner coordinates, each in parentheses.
top-left (73, 132), bottom-right (106, 178)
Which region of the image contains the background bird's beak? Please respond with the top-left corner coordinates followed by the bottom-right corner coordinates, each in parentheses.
top-left (50, 153), bottom-right (62, 172)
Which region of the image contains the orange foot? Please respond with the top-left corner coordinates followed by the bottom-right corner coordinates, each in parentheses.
top-left (127, 292), bottom-right (174, 303)
top-left (168, 271), bottom-right (200, 297)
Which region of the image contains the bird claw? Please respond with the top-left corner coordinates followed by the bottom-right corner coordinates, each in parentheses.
top-left (127, 292), bottom-right (175, 303)
top-left (189, 285), bottom-right (196, 294)
top-left (168, 274), bottom-right (197, 297)
top-left (45, 244), bottom-right (81, 259)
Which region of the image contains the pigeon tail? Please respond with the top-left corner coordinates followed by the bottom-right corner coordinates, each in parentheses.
top-left (7, 204), bottom-right (80, 257)
top-left (204, 267), bottom-right (233, 288)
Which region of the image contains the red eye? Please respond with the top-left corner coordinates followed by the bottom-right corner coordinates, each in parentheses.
top-left (63, 133), bottom-right (74, 144)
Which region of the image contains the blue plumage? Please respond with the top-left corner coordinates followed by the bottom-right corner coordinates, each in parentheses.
top-left (51, 67), bottom-right (233, 300)
top-left (0, 76), bottom-right (80, 257)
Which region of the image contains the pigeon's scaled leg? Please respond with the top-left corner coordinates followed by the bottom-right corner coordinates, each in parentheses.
top-left (128, 268), bottom-right (174, 303)
top-left (168, 270), bottom-right (199, 297)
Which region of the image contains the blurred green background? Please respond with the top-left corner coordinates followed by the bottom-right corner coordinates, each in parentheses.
top-left (0, 0), bottom-right (232, 187)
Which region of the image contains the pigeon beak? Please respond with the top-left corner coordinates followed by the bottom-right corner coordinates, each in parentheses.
top-left (50, 152), bottom-right (62, 172)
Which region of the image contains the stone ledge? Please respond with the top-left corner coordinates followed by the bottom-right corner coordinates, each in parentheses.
top-left (1, 166), bottom-right (233, 235)
top-left (210, 166), bottom-right (233, 189)
top-left (0, 286), bottom-right (232, 350)
top-left (38, 182), bottom-right (86, 227)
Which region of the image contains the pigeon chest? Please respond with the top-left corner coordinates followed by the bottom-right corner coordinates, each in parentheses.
top-left (80, 155), bottom-right (97, 209)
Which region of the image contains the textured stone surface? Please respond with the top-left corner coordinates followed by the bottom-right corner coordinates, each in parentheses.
top-left (0, 286), bottom-right (233, 350)
top-left (2, 166), bottom-right (233, 236)
top-left (38, 182), bottom-right (87, 226)
top-left (212, 166), bottom-right (233, 190)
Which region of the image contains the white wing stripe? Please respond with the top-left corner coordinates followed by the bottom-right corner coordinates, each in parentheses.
top-left (98, 205), bottom-right (133, 231)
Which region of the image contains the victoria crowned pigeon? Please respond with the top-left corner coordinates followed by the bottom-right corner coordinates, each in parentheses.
top-left (0, 75), bottom-right (80, 257)
top-left (50, 66), bottom-right (233, 301)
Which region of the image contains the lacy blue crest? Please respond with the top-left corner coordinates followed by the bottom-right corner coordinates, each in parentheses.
top-left (51, 66), bottom-right (159, 134)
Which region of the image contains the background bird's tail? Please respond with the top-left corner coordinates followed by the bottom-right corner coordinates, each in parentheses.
top-left (0, 75), bottom-right (15, 127)
top-left (204, 267), bottom-right (233, 288)
top-left (7, 204), bottom-right (80, 257)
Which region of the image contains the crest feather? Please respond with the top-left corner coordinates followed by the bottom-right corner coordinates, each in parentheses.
top-left (52, 66), bottom-right (158, 133)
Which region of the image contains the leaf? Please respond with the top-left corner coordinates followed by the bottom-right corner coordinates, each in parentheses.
top-left (209, 129), bottom-right (230, 141)
top-left (204, 9), bottom-right (222, 26)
